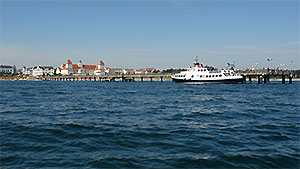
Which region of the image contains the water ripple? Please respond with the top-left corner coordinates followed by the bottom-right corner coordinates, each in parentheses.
top-left (0, 81), bottom-right (299, 168)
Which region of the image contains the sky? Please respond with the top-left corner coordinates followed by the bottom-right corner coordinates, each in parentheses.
top-left (1, 0), bottom-right (299, 70)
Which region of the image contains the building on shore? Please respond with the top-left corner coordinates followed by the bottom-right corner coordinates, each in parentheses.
top-left (105, 68), bottom-right (134, 75)
top-left (56, 59), bottom-right (159, 76)
top-left (0, 65), bottom-right (16, 74)
top-left (22, 67), bottom-right (33, 76)
top-left (135, 68), bottom-right (157, 74)
top-left (21, 66), bottom-right (55, 77)
top-left (32, 66), bottom-right (55, 77)
top-left (56, 59), bottom-right (105, 76)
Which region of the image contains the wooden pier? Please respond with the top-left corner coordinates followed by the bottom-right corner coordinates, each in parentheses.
top-left (38, 73), bottom-right (294, 84)
top-left (41, 74), bottom-right (172, 82)
top-left (240, 73), bottom-right (294, 84)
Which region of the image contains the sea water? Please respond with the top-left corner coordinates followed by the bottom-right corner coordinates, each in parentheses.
top-left (0, 81), bottom-right (299, 168)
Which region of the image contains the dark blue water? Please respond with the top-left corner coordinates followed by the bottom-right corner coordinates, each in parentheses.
top-left (1, 81), bottom-right (299, 168)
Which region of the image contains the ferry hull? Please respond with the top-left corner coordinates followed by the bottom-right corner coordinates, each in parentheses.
top-left (172, 78), bottom-right (243, 84)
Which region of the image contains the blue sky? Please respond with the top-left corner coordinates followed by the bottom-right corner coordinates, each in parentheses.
top-left (1, 0), bottom-right (299, 70)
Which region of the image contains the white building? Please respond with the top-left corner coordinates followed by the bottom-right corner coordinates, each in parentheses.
top-left (0, 65), bottom-right (16, 74)
top-left (31, 66), bottom-right (55, 77)
top-left (105, 68), bottom-right (134, 74)
top-left (56, 59), bottom-right (105, 76)
top-left (22, 67), bottom-right (33, 76)
top-left (135, 68), bottom-right (157, 74)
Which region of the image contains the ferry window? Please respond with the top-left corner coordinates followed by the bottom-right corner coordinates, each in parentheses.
top-left (212, 75), bottom-right (214, 77)
top-left (219, 75), bottom-right (222, 77)
top-left (209, 75), bottom-right (211, 78)
top-left (200, 75), bottom-right (202, 78)
top-left (201, 69), bottom-right (203, 72)
top-left (198, 69), bottom-right (200, 72)
top-left (191, 75), bottom-right (194, 78)
top-left (206, 75), bottom-right (208, 78)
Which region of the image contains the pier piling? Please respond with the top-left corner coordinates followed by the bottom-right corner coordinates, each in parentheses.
top-left (258, 76), bottom-right (262, 84)
top-left (282, 75), bottom-right (285, 84)
top-left (249, 76), bottom-right (252, 84)
top-left (289, 76), bottom-right (293, 84)
top-left (263, 75), bottom-right (267, 84)
top-left (242, 76), bottom-right (246, 84)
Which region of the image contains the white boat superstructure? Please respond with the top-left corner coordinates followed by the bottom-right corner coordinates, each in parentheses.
top-left (171, 57), bottom-right (243, 84)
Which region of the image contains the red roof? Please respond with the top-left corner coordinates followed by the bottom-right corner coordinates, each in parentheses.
top-left (83, 65), bottom-right (97, 70)
top-left (98, 60), bottom-right (104, 65)
top-left (61, 60), bottom-right (104, 71)
top-left (66, 59), bottom-right (72, 64)
top-left (72, 64), bottom-right (79, 70)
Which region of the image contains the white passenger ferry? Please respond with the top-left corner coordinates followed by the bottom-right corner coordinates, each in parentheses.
top-left (171, 57), bottom-right (243, 84)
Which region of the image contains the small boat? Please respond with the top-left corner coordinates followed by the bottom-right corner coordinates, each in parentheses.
top-left (171, 57), bottom-right (243, 84)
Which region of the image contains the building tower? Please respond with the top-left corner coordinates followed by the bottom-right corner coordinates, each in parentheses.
top-left (78, 60), bottom-right (83, 67)
top-left (98, 60), bottom-right (105, 70)
top-left (66, 59), bottom-right (73, 69)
